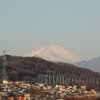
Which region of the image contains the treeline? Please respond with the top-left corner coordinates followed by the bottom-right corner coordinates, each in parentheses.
top-left (0, 55), bottom-right (100, 91)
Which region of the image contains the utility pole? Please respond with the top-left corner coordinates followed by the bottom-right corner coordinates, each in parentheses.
top-left (65, 77), bottom-right (68, 85)
top-left (60, 75), bottom-right (62, 84)
top-left (53, 74), bottom-right (55, 85)
top-left (62, 76), bottom-right (64, 84)
top-left (48, 74), bottom-right (51, 85)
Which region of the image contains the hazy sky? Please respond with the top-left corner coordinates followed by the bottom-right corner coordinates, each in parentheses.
top-left (0, 0), bottom-right (100, 59)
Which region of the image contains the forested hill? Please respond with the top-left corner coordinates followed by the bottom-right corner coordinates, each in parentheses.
top-left (0, 55), bottom-right (100, 91)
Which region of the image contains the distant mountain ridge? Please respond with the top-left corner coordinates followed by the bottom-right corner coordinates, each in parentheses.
top-left (75, 56), bottom-right (100, 73)
top-left (25, 45), bottom-right (83, 64)
top-left (25, 45), bottom-right (100, 73)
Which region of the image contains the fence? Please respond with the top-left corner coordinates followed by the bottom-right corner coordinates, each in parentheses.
top-left (38, 74), bottom-right (100, 86)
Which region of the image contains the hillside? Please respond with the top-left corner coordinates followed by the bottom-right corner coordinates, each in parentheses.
top-left (75, 56), bottom-right (100, 73)
top-left (0, 55), bottom-right (100, 91)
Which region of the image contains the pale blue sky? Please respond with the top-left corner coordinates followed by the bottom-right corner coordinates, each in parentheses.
top-left (0, 0), bottom-right (100, 59)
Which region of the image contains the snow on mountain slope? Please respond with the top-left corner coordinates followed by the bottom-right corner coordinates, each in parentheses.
top-left (75, 56), bottom-right (100, 73)
top-left (25, 45), bottom-right (82, 64)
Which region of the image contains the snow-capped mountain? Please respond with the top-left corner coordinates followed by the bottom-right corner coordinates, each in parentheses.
top-left (75, 56), bottom-right (100, 73)
top-left (25, 45), bottom-right (82, 63)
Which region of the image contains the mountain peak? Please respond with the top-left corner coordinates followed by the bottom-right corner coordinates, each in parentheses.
top-left (48, 44), bottom-right (59, 47)
top-left (25, 45), bottom-right (83, 63)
